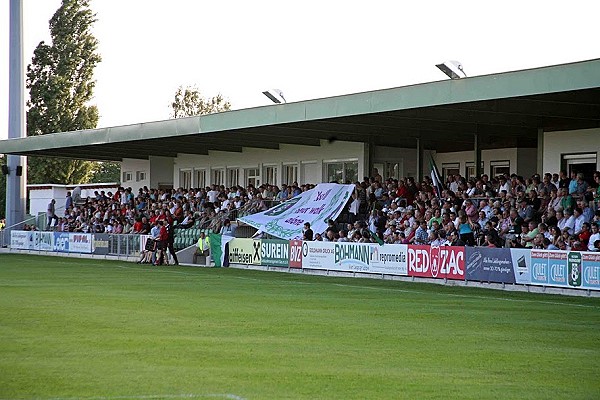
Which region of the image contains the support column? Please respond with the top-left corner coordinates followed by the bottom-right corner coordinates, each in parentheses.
top-left (537, 128), bottom-right (544, 174)
top-left (416, 137), bottom-right (424, 182)
top-left (366, 137), bottom-right (375, 179)
top-left (5, 0), bottom-right (27, 246)
top-left (474, 134), bottom-right (482, 178)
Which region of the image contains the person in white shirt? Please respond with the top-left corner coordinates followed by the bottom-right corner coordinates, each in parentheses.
top-left (207, 185), bottom-right (220, 204)
top-left (572, 207), bottom-right (586, 236)
top-left (559, 209), bottom-right (575, 235)
top-left (587, 224), bottom-right (600, 251)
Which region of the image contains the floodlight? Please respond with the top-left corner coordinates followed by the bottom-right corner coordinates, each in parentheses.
top-left (435, 60), bottom-right (467, 79)
top-left (262, 89), bottom-right (286, 104)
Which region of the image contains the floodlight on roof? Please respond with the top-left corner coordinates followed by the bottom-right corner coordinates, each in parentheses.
top-left (262, 89), bottom-right (286, 104)
top-left (435, 60), bottom-right (467, 79)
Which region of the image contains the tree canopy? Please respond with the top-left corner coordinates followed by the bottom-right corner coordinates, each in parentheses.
top-left (26, 0), bottom-right (101, 184)
top-left (170, 85), bottom-right (231, 118)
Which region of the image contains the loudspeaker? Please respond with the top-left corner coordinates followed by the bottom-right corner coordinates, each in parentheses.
top-left (1, 165), bottom-right (8, 175)
top-left (16, 165), bottom-right (22, 176)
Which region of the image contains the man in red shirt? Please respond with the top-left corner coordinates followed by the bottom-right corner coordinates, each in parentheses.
top-left (155, 221), bottom-right (169, 265)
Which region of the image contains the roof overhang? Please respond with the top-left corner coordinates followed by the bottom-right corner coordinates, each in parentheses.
top-left (2, 58), bottom-right (600, 161)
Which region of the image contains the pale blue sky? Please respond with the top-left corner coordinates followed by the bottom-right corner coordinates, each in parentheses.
top-left (1, 0), bottom-right (600, 140)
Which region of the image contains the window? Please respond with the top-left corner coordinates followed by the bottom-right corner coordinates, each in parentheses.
top-left (263, 165), bottom-right (277, 185)
top-left (122, 171), bottom-right (132, 182)
top-left (245, 168), bottom-right (260, 187)
top-left (442, 163), bottom-right (460, 181)
top-left (227, 168), bottom-right (239, 187)
top-left (179, 169), bottom-right (192, 189)
top-left (282, 164), bottom-right (298, 185)
top-left (465, 162), bottom-right (484, 180)
top-left (561, 153), bottom-right (597, 184)
top-left (135, 171), bottom-right (146, 182)
top-left (490, 160), bottom-right (510, 178)
top-left (194, 169), bottom-right (206, 189)
top-left (325, 161), bottom-right (358, 183)
top-left (212, 168), bottom-right (225, 186)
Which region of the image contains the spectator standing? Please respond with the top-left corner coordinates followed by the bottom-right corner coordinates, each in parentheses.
top-left (47, 199), bottom-right (57, 229)
top-left (303, 222), bottom-right (314, 241)
top-left (65, 192), bottom-right (73, 211)
top-left (166, 221), bottom-right (179, 265)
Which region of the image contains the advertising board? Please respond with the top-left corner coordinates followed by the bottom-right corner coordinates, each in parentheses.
top-left (10, 231), bottom-right (29, 250)
top-left (582, 252), bottom-right (600, 290)
top-left (69, 233), bottom-right (93, 254)
top-left (289, 240), bottom-right (303, 269)
top-left (407, 245), bottom-right (465, 280)
top-left (228, 238), bottom-right (261, 265)
top-left (465, 247), bottom-right (515, 283)
top-left (301, 241), bottom-right (408, 276)
top-left (260, 239), bottom-right (289, 267)
top-left (53, 232), bottom-right (70, 253)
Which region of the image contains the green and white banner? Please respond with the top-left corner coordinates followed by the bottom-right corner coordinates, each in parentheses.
top-left (238, 183), bottom-right (354, 240)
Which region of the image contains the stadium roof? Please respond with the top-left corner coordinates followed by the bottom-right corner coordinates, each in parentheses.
top-left (2, 58), bottom-right (600, 161)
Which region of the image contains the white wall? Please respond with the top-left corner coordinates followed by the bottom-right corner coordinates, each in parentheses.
top-left (543, 128), bottom-right (600, 174)
top-left (120, 158), bottom-right (150, 192)
top-left (373, 146), bottom-right (419, 178)
top-left (173, 140), bottom-right (366, 188)
top-left (149, 156), bottom-right (174, 189)
top-left (28, 184), bottom-right (119, 216)
top-left (434, 148), bottom-right (520, 178)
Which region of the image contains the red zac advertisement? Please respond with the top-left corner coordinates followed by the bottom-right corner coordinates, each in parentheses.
top-left (289, 240), bottom-right (303, 269)
top-left (408, 245), bottom-right (465, 280)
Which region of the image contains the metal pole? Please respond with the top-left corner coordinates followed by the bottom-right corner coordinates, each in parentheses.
top-left (5, 0), bottom-right (27, 246)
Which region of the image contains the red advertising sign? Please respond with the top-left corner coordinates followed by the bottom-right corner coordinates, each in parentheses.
top-left (408, 245), bottom-right (465, 280)
top-left (289, 240), bottom-right (303, 269)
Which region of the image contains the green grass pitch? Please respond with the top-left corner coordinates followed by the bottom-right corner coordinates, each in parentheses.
top-left (0, 254), bottom-right (599, 400)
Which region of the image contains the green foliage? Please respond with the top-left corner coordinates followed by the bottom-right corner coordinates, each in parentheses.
top-left (170, 85), bottom-right (231, 118)
top-left (26, 0), bottom-right (101, 184)
top-left (1, 254), bottom-right (599, 399)
top-left (89, 161), bottom-right (120, 183)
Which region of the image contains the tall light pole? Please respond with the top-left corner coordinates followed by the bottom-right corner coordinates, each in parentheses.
top-left (5, 0), bottom-right (28, 244)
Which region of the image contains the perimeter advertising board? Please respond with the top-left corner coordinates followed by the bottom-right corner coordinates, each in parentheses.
top-left (582, 253), bottom-right (600, 290)
top-left (465, 247), bottom-right (516, 283)
top-left (228, 238), bottom-right (261, 265)
top-left (11, 231), bottom-right (55, 251)
top-left (34, 232), bottom-right (54, 251)
top-left (407, 245), bottom-right (465, 280)
top-left (260, 239), bottom-right (290, 267)
top-left (69, 233), bottom-right (93, 253)
top-left (289, 240), bottom-right (303, 269)
top-left (93, 233), bottom-right (110, 255)
top-left (10, 231), bottom-right (29, 250)
top-left (301, 241), bottom-right (408, 275)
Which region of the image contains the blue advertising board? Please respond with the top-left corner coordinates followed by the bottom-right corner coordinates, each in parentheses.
top-left (465, 247), bottom-right (516, 284)
top-left (53, 232), bottom-right (70, 253)
top-left (582, 253), bottom-right (600, 290)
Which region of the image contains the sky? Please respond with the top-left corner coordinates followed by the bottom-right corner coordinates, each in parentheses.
top-left (1, 0), bottom-right (600, 141)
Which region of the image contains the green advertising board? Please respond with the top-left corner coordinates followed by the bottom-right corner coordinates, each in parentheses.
top-left (260, 239), bottom-right (290, 267)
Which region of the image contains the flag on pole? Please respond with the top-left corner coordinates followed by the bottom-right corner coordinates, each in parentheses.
top-left (429, 156), bottom-right (444, 199)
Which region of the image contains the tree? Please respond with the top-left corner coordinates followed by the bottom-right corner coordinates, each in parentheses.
top-left (26, 0), bottom-right (101, 184)
top-left (89, 161), bottom-right (120, 184)
top-left (170, 85), bottom-right (231, 118)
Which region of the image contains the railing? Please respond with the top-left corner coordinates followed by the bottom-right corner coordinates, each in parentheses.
top-left (0, 214), bottom-right (39, 248)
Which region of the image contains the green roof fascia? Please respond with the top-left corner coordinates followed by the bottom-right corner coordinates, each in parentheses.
top-left (2, 58), bottom-right (600, 155)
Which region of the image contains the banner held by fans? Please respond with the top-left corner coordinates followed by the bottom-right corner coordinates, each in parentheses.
top-left (238, 183), bottom-right (354, 240)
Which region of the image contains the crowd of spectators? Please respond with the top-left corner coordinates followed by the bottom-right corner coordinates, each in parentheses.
top-left (41, 168), bottom-right (600, 252)
top-left (47, 183), bottom-right (316, 236)
top-left (316, 169), bottom-right (600, 252)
